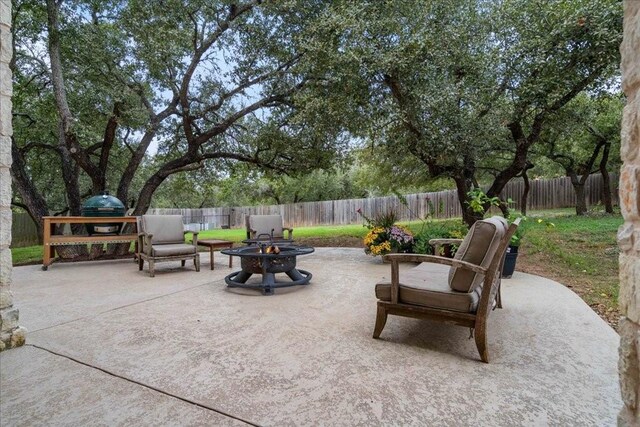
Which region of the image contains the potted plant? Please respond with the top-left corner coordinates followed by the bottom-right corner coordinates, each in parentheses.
top-left (357, 208), bottom-right (414, 257)
top-left (502, 216), bottom-right (555, 278)
top-left (502, 223), bottom-right (524, 279)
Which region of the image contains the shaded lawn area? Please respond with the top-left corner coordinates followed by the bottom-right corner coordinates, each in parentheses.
top-left (516, 212), bottom-right (622, 330)
top-left (11, 210), bottom-right (622, 329)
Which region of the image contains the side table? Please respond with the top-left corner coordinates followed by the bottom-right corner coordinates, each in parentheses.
top-left (196, 239), bottom-right (234, 270)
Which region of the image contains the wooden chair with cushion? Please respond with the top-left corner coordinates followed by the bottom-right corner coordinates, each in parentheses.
top-left (137, 215), bottom-right (200, 277)
top-left (245, 214), bottom-right (293, 241)
top-left (373, 216), bottom-right (520, 362)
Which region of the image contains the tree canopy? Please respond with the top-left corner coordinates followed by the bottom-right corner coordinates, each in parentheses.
top-left (10, 0), bottom-right (623, 247)
top-left (295, 0), bottom-right (622, 224)
top-left (11, 0), bottom-right (349, 240)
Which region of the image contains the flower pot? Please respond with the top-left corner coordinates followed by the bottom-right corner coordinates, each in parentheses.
top-left (502, 245), bottom-right (519, 279)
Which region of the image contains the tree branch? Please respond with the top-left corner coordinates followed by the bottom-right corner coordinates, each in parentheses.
top-left (179, 0), bottom-right (259, 142)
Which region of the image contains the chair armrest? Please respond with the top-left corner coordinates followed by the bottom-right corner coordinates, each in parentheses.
top-left (429, 238), bottom-right (463, 257)
top-left (428, 238), bottom-right (463, 245)
top-left (184, 230), bottom-right (199, 245)
top-left (140, 232), bottom-right (154, 255)
top-left (382, 253), bottom-right (487, 275)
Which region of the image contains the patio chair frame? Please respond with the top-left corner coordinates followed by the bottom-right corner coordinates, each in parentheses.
top-left (245, 215), bottom-right (294, 241)
top-left (373, 218), bottom-right (520, 363)
top-left (136, 216), bottom-right (201, 277)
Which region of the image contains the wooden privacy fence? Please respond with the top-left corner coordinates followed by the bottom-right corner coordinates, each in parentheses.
top-left (148, 173), bottom-right (619, 229)
top-left (11, 212), bottom-right (39, 247)
top-left (11, 173), bottom-right (619, 247)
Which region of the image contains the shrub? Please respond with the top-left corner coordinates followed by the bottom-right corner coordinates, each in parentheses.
top-left (412, 223), bottom-right (450, 255)
top-left (412, 222), bottom-right (469, 256)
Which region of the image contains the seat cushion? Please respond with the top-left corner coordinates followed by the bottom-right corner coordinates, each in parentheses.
top-left (151, 243), bottom-right (196, 257)
top-left (249, 215), bottom-right (284, 238)
top-left (448, 216), bottom-right (507, 292)
top-left (142, 215), bottom-right (185, 244)
top-left (376, 263), bottom-right (480, 313)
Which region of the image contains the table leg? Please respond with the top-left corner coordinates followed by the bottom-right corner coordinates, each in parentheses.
top-left (228, 244), bottom-right (233, 268)
top-left (42, 245), bottom-right (52, 270)
top-left (42, 218), bottom-right (51, 270)
top-left (210, 247), bottom-right (215, 270)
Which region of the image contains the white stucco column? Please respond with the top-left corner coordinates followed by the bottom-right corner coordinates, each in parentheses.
top-left (0, 0), bottom-right (25, 351)
top-left (618, 1), bottom-right (640, 424)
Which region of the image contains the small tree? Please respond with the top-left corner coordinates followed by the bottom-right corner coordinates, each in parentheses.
top-left (541, 93), bottom-right (622, 215)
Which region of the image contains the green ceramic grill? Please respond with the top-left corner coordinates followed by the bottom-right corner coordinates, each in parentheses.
top-left (82, 192), bottom-right (126, 235)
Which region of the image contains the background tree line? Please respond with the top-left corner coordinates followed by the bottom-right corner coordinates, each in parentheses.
top-left (10, 0), bottom-right (622, 256)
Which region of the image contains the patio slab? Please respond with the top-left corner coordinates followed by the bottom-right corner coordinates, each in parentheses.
top-left (1, 248), bottom-right (621, 426)
top-left (0, 346), bottom-right (246, 426)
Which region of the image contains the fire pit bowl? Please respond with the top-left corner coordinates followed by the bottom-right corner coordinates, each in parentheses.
top-left (221, 245), bottom-right (314, 295)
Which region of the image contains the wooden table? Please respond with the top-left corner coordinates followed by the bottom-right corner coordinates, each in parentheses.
top-left (196, 239), bottom-right (234, 270)
top-left (42, 216), bottom-right (138, 270)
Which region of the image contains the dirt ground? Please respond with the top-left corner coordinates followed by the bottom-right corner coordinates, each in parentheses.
top-left (517, 250), bottom-right (619, 331)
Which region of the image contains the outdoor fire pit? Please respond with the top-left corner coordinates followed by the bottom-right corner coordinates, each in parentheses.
top-left (221, 245), bottom-right (314, 295)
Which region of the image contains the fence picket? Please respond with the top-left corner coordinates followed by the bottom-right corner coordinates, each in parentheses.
top-left (11, 174), bottom-right (620, 247)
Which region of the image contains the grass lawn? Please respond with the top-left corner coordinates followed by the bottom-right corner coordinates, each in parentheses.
top-left (516, 210), bottom-right (622, 328)
top-left (11, 208), bottom-right (622, 329)
top-left (196, 223), bottom-right (371, 242)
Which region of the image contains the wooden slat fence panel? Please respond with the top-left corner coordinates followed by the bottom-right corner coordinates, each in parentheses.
top-left (147, 173), bottom-right (619, 229)
top-left (12, 174), bottom-right (620, 245)
top-left (11, 213), bottom-right (39, 248)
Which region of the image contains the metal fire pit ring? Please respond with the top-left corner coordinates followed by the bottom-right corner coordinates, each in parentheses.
top-left (221, 245), bottom-right (314, 295)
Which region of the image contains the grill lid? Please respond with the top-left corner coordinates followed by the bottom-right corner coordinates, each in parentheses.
top-left (82, 192), bottom-right (125, 211)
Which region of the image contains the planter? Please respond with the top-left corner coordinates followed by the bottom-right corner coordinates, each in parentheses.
top-left (502, 245), bottom-right (519, 279)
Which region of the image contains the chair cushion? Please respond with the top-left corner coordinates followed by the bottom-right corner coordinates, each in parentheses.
top-left (376, 263), bottom-right (480, 313)
top-left (249, 215), bottom-right (284, 238)
top-left (142, 215), bottom-right (185, 244)
top-left (151, 243), bottom-right (196, 257)
top-left (448, 216), bottom-right (508, 292)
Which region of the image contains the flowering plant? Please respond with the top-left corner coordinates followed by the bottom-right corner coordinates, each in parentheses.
top-left (358, 208), bottom-right (414, 256)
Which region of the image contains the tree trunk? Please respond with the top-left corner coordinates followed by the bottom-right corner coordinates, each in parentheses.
top-left (575, 185), bottom-right (587, 216)
top-left (599, 141), bottom-right (613, 213)
top-left (56, 130), bottom-right (88, 258)
top-left (10, 140), bottom-right (49, 242)
top-left (497, 200), bottom-right (510, 218)
top-left (521, 171), bottom-right (530, 216)
top-left (516, 162), bottom-right (534, 216)
top-left (454, 175), bottom-right (483, 227)
top-left (570, 175), bottom-right (588, 216)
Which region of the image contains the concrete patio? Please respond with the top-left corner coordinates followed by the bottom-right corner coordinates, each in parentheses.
top-left (0, 248), bottom-right (621, 426)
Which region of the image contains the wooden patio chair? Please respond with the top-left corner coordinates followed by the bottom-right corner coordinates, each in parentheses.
top-left (373, 216), bottom-right (520, 362)
top-left (245, 214), bottom-right (293, 241)
top-left (137, 215), bottom-right (200, 277)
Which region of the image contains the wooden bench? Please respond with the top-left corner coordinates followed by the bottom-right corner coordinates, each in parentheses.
top-left (42, 216), bottom-right (137, 270)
